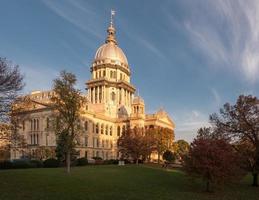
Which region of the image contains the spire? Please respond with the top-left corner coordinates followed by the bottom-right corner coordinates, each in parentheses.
top-left (106, 9), bottom-right (117, 45)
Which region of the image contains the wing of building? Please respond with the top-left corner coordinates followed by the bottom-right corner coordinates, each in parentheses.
top-left (10, 17), bottom-right (175, 161)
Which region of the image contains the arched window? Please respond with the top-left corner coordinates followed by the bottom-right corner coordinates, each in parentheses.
top-left (22, 120), bottom-right (25, 131)
top-left (96, 123), bottom-right (99, 134)
top-left (46, 118), bottom-right (50, 129)
top-left (117, 126), bottom-right (121, 137)
top-left (84, 121), bottom-right (88, 131)
top-left (105, 125), bottom-right (108, 135)
top-left (92, 122), bottom-right (95, 133)
top-left (33, 119), bottom-right (36, 130)
top-left (111, 92), bottom-right (116, 102)
top-left (110, 126), bottom-right (113, 136)
top-left (101, 124), bottom-right (104, 134)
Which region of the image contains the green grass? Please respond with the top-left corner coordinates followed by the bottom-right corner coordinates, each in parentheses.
top-left (0, 165), bottom-right (258, 200)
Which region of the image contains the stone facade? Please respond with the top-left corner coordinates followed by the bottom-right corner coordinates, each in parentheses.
top-left (10, 18), bottom-right (175, 161)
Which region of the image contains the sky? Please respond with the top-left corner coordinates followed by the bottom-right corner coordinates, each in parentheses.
top-left (0, 0), bottom-right (259, 142)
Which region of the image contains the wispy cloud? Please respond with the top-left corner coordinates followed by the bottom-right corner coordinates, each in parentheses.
top-left (42, 0), bottom-right (103, 39)
top-left (211, 88), bottom-right (221, 108)
top-left (167, 0), bottom-right (259, 83)
top-left (20, 64), bottom-right (59, 93)
top-left (175, 110), bottom-right (210, 142)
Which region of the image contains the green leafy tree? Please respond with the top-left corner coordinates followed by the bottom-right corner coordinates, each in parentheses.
top-left (162, 150), bottom-right (176, 163)
top-left (173, 140), bottom-right (190, 161)
top-left (51, 71), bottom-right (85, 173)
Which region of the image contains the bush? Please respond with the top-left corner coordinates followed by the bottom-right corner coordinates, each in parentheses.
top-left (163, 150), bottom-right (176, 163)
top-left (30, 160), bottom-right (43, 168)
top-left (103, 159), bottom-right (118, 165)
top-left (43, 158), bottom-right (59, 168)
top-left (12, 160), bottom-right (31, 169)
top-left (0, 160), bottom-right (13, 169)
top-left (92, 156), bottom-right (102, 160)
top-left (76, 158), bottom-right (88, 166)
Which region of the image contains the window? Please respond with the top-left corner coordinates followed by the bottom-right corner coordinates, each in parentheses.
top-left (96, 123), bottom-right (99, 134)
top-left (110, 71), bottom-right (113, 78)
top-left (111, 92), bottom-right (116, 102)
top-left (110, 126), bottom-right (113, 136)
top-left (103, 70), bottom-right (106, 77)
top-left (92, 122), bottom-right (95, 133)
top-left (22, 121), bottom-right (25, 131)
top-left (117, 126), bottom-right (121, 137)
top-left (105, 125), bottom-right (108, 135)
top-left (101, 124), bottom-right (104, 134)
top-left (46, 118), bottom-right (50, 129)
top-left (84, 121), bottom-right (88, 131)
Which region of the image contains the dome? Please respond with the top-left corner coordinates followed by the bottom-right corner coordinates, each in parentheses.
top-left (133, 96), bottom-right (144, 104)
top-left (93, 21), bottom-right (129, 68)
top-left (94, 42), bottom-right (128, 66)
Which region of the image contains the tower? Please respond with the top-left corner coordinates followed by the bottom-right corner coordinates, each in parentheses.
top-left (86, 11), bottom-right (136, 118)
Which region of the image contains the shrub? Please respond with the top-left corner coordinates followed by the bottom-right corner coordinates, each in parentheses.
top-left (12, 160), bottom-right (31, 169)
top-left (43, 158), bottom-right (59, 168)
top-left (30, 160), bottom-right (43, 168)
top-left (76, 158), bottom-right (88, 166)
top-left (163, 150), bottom-right (176, 163)
top-left (92, 156), bottom-right (102, 160)
top-left (103, 159), bottom-right (119, 165)
top-left (0, 160), bottom-right (13, 169)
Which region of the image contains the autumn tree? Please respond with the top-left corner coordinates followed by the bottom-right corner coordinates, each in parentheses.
top-left (210, 95), bottom-right (259, 186)
top-left (173, 139), bottom-right (190, 161)
top-left (51, 71), bottom-right (85, 173)
top-left (0, 57), bottom-right (24, 122)
top-left (147, 127), bottom-right (174, 164)
top-left (184, 128), bottom-right (244, 192)
top-left (117, 127), bottom-right (156, 164)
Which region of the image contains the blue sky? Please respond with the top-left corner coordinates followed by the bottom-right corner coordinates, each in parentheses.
top-left (1, 0), bottom-right (259, 142)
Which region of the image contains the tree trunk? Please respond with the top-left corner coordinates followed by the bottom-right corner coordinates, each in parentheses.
top-left (252, 173), bottom-right (258, 187)
top-left (136, 158), bottom-right (139, 165)
top-left (206, 180), bottom-right (211, 192)
top-left (66, 151), bottom-right (71, 173)
top-left (158, 152), bottom-right (160, 164)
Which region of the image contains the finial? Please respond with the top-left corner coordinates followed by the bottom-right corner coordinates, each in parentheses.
top-left (106, 9), bottom-right (117, 44)
top-left (110, 9), bottom-right (115, 27)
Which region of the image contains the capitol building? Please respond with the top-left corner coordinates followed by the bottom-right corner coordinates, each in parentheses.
top-left (11, 16), bottom-right (175, 161)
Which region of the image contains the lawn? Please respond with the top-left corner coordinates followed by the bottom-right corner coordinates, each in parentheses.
top-left (0, 165), bottom-right (258, 200)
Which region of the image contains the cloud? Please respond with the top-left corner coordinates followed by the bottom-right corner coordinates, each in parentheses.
top-left (211, 88), bottom-right (221, 108)
top-left (176, 0), bottom-right (259, 83)
top-left (20, 64), bottom-right (59, 93)
top-left (175, 110), bottom-right (210, 142)
top-left (42, 0), bottom-right (103, 39)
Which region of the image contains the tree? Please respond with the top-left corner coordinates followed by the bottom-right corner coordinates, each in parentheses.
top-left (162, 150), bottom-right (176, 163)
top-left (147, 127), bottom-right (174, 164)
top-left (184, 132), bottom-right (244, 192)
top-left (51, 71), bottom-right (85, 173)
top-left (210, 95), bottom-right (259, 186)
top-left (173, 139), bottom-right (190, 161)
top-left (0, 57), bottom-right (24, 122)
top-left (117, 127), bottom-right (156, 164)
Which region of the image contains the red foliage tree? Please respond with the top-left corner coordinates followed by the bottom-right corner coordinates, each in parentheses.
top-left (117, 127), bottom-right (156, 164)
top-left (184, 135), bottom-right (244, 192)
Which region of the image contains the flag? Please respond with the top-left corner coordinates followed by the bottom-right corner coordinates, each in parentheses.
top-left (111, 10), bottom-right (115, 16)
